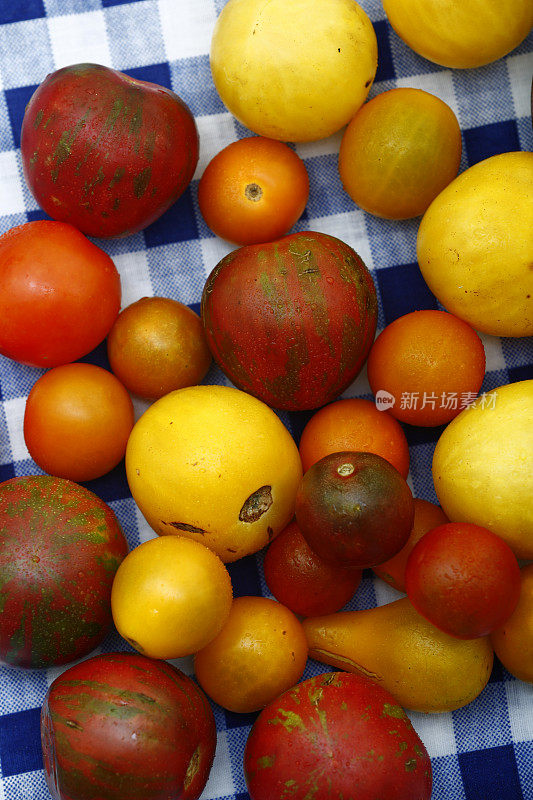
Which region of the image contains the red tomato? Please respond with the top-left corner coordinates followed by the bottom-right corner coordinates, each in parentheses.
top-left (0, 221), bottom-right (120, 367)
top-left (405, 522), bottom-right (521, 639)
top-left (24, 363), bottom-right (134, 482)
top-left (263, 520), bottom-right (361, 616)
top-left (197, 136), bottom-right (309, 245)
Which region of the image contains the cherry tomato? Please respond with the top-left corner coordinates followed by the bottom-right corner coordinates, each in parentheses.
top-left (197, 136), bottom-right (309, 245)
top-left (194, 596), bottom-right (308, 713)
top-left (24, 363), bottom-right (134, 482)
top-left (263, 520), bottom-right (361, 617)
top-left (405, 522), bottom-right (521, 639)
top-left (0, 221), bottom-right (120, 367)
top-left (107, 296), bottom-right (212, 400)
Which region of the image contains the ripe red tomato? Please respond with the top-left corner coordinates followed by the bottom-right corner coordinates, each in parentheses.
top-left (405, 522), bottom-right (521, 639)
top-left (263, 520), bottom-right (361, 616)
top-left (197, 136), bottom-right (309, 245)
top-left (0, 221), bottom-right (120, 367)
top-left (24, 363), bottom-right (134, 482)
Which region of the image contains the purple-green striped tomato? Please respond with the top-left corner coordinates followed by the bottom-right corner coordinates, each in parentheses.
top-left (0, 475), bottom-right (128, 668)
top-left (21, 63), bottom-right (199, 238)
top-left (201, 231), bottom-right (377, 411)
top-left (41, 652), bottom-right (216, 800)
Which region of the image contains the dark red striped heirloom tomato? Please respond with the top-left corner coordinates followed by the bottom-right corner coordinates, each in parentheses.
top-left (0, 475), bottom-right (128, 668)
top-left (41, 652), bottom-right (216, 800)
top-left (201, 231), bottom-right (378, 411)
top-left (244, 671), bottom-right (432, 800)
top-left (21, 63), bottom-right (199, 238)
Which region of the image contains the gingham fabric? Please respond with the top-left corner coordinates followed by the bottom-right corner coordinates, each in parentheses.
top-left (0, 1), bottom-right (532, 799)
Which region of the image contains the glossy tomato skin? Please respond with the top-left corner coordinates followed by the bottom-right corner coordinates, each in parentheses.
top-left (0, 476), bottom-right (128, 668)
top-left (24, 363), bottom-right (134, 482)
top-left (405, 522), bottom-right (521, 639)
top-left (198, 136), bottom-right (309, 245)
top-left (295, 451), bottom-right (414, 568)
top-left (21, 63), bottom-right (199, 238)
top-left (41, 652), bottom-right (216, 800)
top-left (201, 231), bottom-right (377, 411)
top-left (107, 297), bottom-right (212, 400)
top-left (263, 520), bottom-right (361, 616)
top-left (244, 671), bottom-right (432, 800)
top-left (0, 221), bottom-right (120, 367)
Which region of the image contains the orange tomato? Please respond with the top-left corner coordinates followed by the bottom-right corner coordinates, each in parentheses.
top-left (107, 296), bottom-right (211, 400)
top-left (338, 88), bottom-right (461, 219)
top-left (491, 563), bottom-right (533, 683)
top-left (298, 397), bottom-right (410, 478)
top-left (194, 596), bottom-right (308, 713)
top-left (24, 363), bottom-right (134, 482)
top-left (111, 536), bottom-right (233, 660)
top-left (197, 136), bottom-right (309, 245)
top-left (366, 310), bottom-right (486, 427)
top-left (373, 498), bottom-right (449, 592)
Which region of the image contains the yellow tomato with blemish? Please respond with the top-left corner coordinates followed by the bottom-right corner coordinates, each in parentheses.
top-left (125, 385), bottom-right (302, 562)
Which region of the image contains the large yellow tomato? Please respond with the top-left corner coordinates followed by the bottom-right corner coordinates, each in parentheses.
top-left (417, 151), bottom-right (533, 337)
top-left (382, 0), bottom-right (533, 68)
top-left (126, 385), bottom-right (303, 562)
top-left (210, 0), bottom-right (377, 142)
top-left (432, 380), bottom-right (533, 560)
top-left (111, 536), bottom-right (233, 659)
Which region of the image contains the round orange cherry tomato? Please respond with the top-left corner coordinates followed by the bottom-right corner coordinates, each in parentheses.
top-left (107, 297), bottom-right (211, 400)
top-left (367, 310), bottom-right (486, 426)
top-left (194, 595), bottom-right (308, 713)
top-left (197, 136), bottom-right (309, 245)
top-left (24, 363), bottom-right (134, 482)
top-left (339, 88), bottom-right (461, 219)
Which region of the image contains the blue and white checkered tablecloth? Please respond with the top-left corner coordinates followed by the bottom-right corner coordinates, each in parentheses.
top-left (0, 1), bottom-right (532, 798)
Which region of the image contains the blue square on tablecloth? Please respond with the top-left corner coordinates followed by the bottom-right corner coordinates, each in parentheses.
top-left (124, 61), bottom-right (172, 91)
top-left (224, 708), bottom-right (258, 731)
top-left (459, 745), bottom-right (522, 800)
top-left (0, 462), bottom-right (15, 482)
top-left (463, 120), bottom-right (520, 166)
top-left (373, 20), bottom-right (395, 84)
top-left (102, 0), bottom-right (146, 6)
top-left (508, 364), bottom-right (533, 384)
top-left (80, 460), bottom-right (131, 503)
top-left (170, 56), bottom-right (227, 118)
top-left (0, 707), bottom-right (42, 776)
top-left (227, 555), bottom-right (262, 598)
top-left (26, 209), bottom-right (51, 223)
top-left (375, 262), bottom-right (439, 324)
top-left (143, 186), bottom-right (198, 248)
top-left (4, 84), bottom-right (38, 150)
top-left (0, 0), bottom-right (45, 24)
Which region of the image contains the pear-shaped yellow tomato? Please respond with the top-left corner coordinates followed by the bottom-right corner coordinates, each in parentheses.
top-left (339, 88), bottom-right (461, 220)
top-left (382, 0), bottom-right (533, 69)
top-left (126, 385), bottom-right (303, 562)
top-left (432, 380), bottom-right (533, 560)
top-left (417, 151), bottom-right (533, 337)
top-left (210, 0), bottom-right (377, 142)
top-left (111, 536), bottom-right (233, 659)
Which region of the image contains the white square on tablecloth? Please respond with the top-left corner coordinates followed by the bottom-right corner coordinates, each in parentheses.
top-left (111, 249), bottom-right (154, 309)
top-left (507, 51), bottom-right (533, 119)
top-left (47, 10), bottom-right (112, 71)
top-left (200, 730), bottom-right (235, 800)
top-left (408, 708), bottom-right (458, 759)
top-left (194, 112), bottom-right (238, 178)
top-left (506, 678), bottom-right (533, 743)
top-left (2, 396), bottom-right (29, 463)
top-left (158, 0), bottom-right (218, 61)
top-left (0, 151), bottom-right (25, 216)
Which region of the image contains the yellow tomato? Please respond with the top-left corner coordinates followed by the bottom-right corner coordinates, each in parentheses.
top-left (194, 596), bottom-right (308, 713)
top-left (339, 88), bottom-right (462, 219)
top-left (111, 536), bottom-right (233, 659)
top-left (432, 380), bottom-right (533, 560)
top-left (125, 385), bottom-right (303, 562)
top-left (491, 564), bottom-right (533, 684)
top-left (382, 0), bottom-right (533, 68)
top-left (417, 151), bottom-right (533, 337)
top-left (210, 0), bottom-right (377, 142)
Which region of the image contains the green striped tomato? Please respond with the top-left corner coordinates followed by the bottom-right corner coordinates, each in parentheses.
top-left (41, 652), bottom-right (216, 800)
top-left (0, 475), bottom-right (128, 668)
top-left (201, 231), bottom-right (378, 411)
